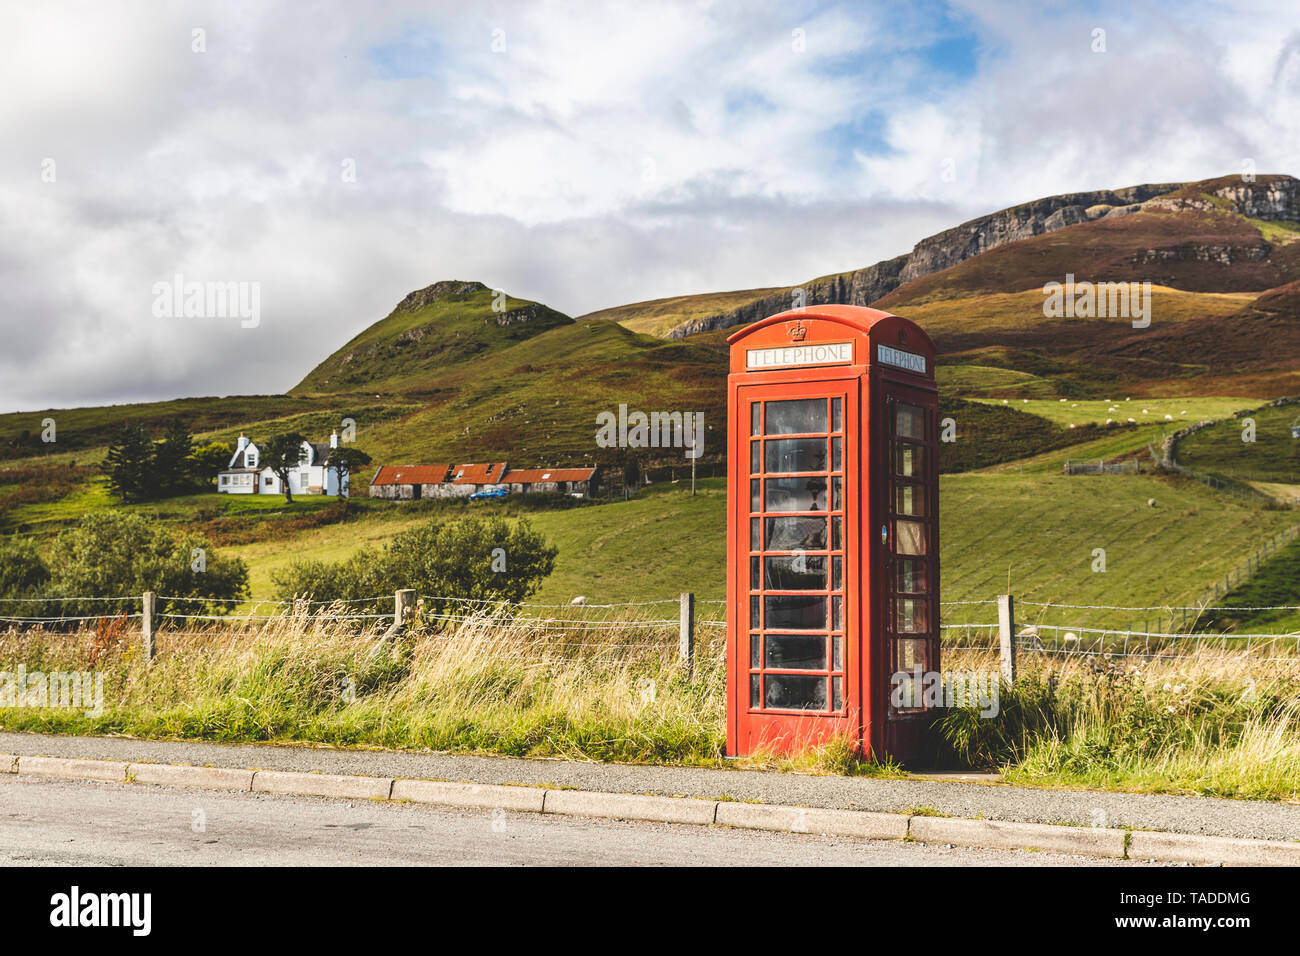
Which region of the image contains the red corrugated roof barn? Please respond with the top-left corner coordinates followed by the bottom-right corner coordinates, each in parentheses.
top-left (370, 465), bottom-right (451, 486)
top-left (449, 462), bottom-right (507, 485)
top-left (501, 467), bottom-right (596, 484)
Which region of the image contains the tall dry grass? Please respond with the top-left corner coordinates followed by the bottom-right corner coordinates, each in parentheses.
top-left (0, 606), bottom-right (728, 764)
top-left (2, 613), bottom-right (1298, 797)
top-left (943, 645), bottom-right (1300, 800)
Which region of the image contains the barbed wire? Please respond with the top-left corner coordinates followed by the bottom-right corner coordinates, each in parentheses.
top-left (0, 613), bottom-right (144, 623)
top-left (416, 594), bottom-right (682, 609)
top-left (1017, 600), bottom-right (1300, 612)
top-left (0, 595), bottom-right (139, 603)
top-left (158, 595), bottom-right (395, 606)
top-left (7, 592), bottom-right (1295, 613)
top-left (155, 612), bottom-right (393, 622)
top-left (1025, 622), bottom-right (1300, 642)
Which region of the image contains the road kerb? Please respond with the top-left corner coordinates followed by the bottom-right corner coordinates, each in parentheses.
top-left (6, 752), bottom-right (1298, 865)
top-left (716, 801), bottom-right (909, 840)
top-left (543, 789), bottom-right (718, 825)
top-left (1128, 830), bottom-right (1300, 866)
top-left (391, 779), bottom-right (545, 812)
top-left (251, 769), bottom-right (394, 800)
top-left (128, 763), bottom-right (255, 792)
top-left (18, 755), bottom-right (129, 783)
top-left (908, 815), bottom-right (1128, 859)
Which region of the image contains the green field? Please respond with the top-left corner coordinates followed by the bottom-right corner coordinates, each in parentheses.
top-left (936, 364), bottom-right (1058, 398)
top-left (969, 396), bottom-right (1257, 428)
top-left (215, 470), bottom-right (1297, 634)
top-left (938, 471), bottom-right (1296, 630)
top-left (1176, 402), bottom-right (1300, 483)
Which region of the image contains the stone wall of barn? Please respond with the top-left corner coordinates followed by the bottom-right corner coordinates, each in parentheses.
top-left (420, 483), bottom-right (475, 498)
top-left (370, 483), bottom-right (416, 499)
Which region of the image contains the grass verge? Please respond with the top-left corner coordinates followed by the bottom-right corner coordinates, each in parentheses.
top-left (2, 618), bottom-right (1299, 798)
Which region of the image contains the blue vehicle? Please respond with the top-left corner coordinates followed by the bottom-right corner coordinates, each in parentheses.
top-left (469, 486), bottom-right (510, 501)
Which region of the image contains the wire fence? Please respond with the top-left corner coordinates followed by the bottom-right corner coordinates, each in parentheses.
top-left (2, 592), bottom-right (1299, 668)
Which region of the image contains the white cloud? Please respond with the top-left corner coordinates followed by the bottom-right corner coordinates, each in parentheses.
top-left (0, 0), bottom-right (1296, 411)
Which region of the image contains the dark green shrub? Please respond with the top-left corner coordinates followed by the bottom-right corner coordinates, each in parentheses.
top-left (271, 514), bottom-right (558, 616)
top-left (28, 511), bottom-right (248, 618)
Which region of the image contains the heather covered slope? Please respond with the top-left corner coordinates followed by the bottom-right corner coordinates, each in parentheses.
top-left (292, 280), bottom-right (574, 394)
top-left (596, 175), bottom-right (1298, 340)
top-left (875, 180), bottom-right (1300, 308)
top-left (579, 286), bottom-right (785, 338)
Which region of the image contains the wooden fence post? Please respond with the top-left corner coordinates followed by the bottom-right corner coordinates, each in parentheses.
top-left (679, 592), bottom-right (695, 679)
top-left (141, 591), bottom-right (156, 663)
top-left (395, 589), bottom-right (416, 630)
top-left (381, 589), bottom-right (417, 642)
top-left (997, 594), bottom-right (1015, 685)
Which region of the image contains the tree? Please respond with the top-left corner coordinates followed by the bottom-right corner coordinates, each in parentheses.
top-left (153, 417), bottom-right (194, 496)
top-left (272, 515), bottom-right (557, 618)
top-left (102, 423), bottom-right (156, 502)
top-left (0, 537), bottom-right (50, 598)
top-left (36, 511), bottom-right (248, 620)
top-left (621, 454), bottom-right (641, 500)
top-left (261, 433), bottom-right (308, 503)
top-left (190, 441), bottom-right (233, 488)
top-left (324, 446), bottom-right (372, 499)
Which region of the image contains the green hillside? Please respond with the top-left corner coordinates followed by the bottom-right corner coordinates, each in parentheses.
top-left (330, 318), bottom-right (730, 466)
top-left (219, 471), bottom-right (1296, 633)
top-left (1175, 401), bottom-right (1300, 483)
top-left (0, 394), bottom-right (376, 463)
top-left (292, 280), bottom-right (573, 394)
top-left (579, 286), bottom-right (784, 337)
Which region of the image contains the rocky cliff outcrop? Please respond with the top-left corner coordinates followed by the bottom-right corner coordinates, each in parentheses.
top-left (665, 175), bottom-right (1300, 338)
top-left (1212, 179), bottom-right (1300, 220)
top-left (394, 280), bottom-right (488, 313)
top-left (495, 302), bottom-right (553, 327)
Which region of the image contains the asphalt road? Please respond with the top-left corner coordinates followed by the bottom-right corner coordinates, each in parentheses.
top-left (3, 731), bottom-right (1297, 841)
top-left (0, 775), bottom-right (1156, 867)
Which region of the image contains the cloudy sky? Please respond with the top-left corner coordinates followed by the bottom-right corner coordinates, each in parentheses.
top-left (2, 0), bottom-right (1298, 412)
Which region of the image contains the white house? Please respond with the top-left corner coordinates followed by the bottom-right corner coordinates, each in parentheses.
top-left (217, 432), bottom-right (348, 497)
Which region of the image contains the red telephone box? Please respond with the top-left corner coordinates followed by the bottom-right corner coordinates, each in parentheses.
top-left (725, 305), bottom-right (940, 762)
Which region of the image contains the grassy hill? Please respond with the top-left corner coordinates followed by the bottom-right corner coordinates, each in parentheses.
top-left (325, 318), bottom-right (730, 467)
top-left (0, 394), bottom-right (388, 463)
top-left (1175, 400), bottom-right (1300, 484)
top-left (292, 280), bottom-right (573, 394)
top-left (579, 287), bottom-right (785, 338)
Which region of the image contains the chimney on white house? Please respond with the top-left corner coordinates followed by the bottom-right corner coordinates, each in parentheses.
top-left (329, 430), bottom-right (339, 449)
top-left (236, 433), bottom-right (248, 453)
